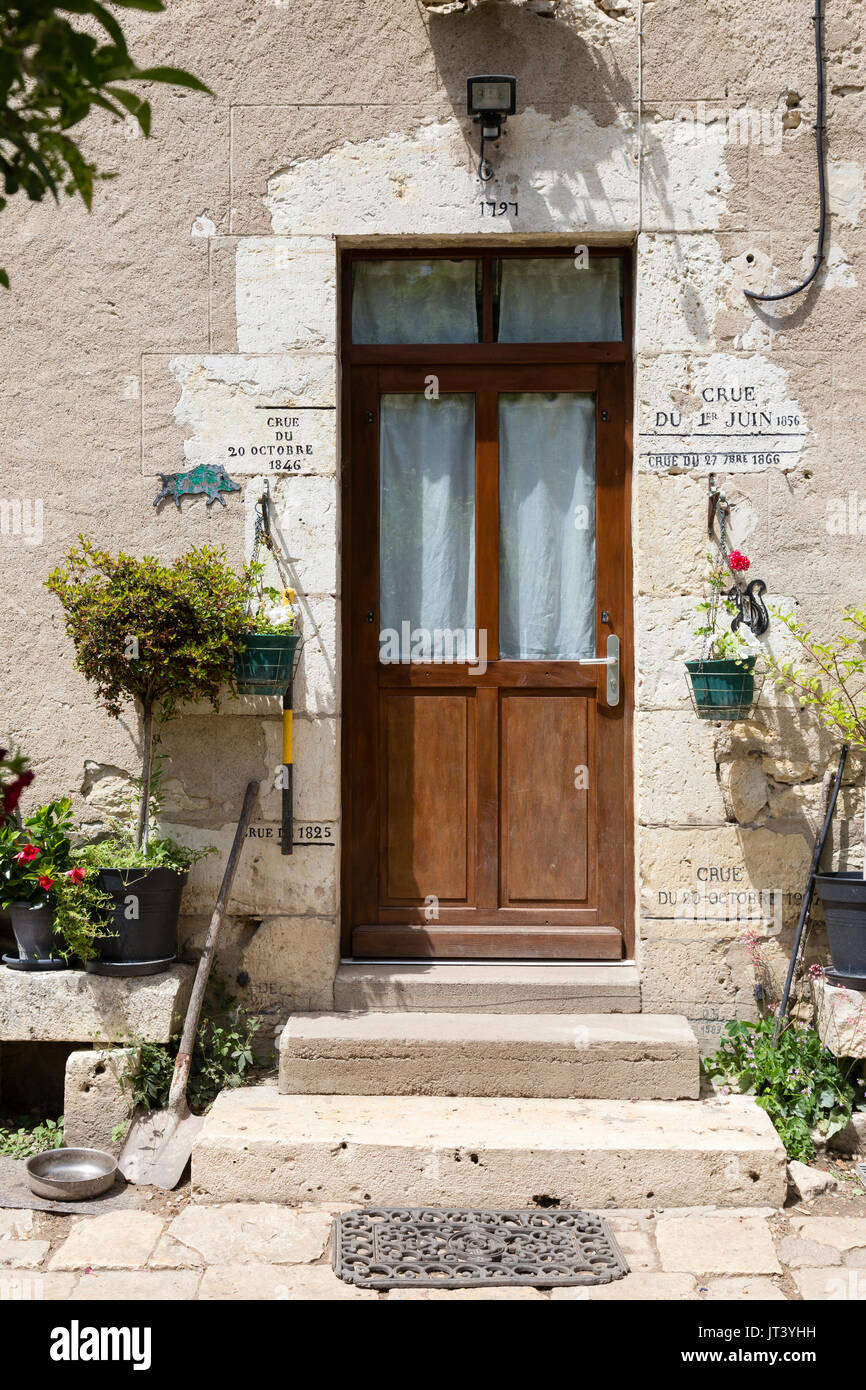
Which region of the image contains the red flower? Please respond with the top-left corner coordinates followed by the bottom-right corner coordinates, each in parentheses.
top-left (38, 875), bottom-right (54, 891)
top-left (728, 550), bottom-right (750, 572)
top-left (66, 866), bottom-right (87, 884)
top-left (16, 843), bottom-right (40, 864)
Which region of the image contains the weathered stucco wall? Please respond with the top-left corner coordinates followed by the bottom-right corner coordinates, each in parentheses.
top-left (2, 0), bottom-right (865, 1048)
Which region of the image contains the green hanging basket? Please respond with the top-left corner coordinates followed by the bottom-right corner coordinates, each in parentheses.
top-left (235, 633), bottom-right (302, 694)
top-left (685, 656), bottom-right (759, 721)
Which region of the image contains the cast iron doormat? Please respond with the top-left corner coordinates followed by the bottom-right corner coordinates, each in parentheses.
top-left (332, 1207), bottom-right (629, 1290)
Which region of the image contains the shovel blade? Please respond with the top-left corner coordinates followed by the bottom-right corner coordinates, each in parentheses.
top-left (118, 1103), bottom-right (204, 1191)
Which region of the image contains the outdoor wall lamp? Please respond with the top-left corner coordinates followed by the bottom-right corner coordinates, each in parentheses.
top-left (467, 75), bottom-right (517, 181)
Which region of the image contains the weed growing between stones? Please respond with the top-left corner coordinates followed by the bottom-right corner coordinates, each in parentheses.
top-left (120, 1007), bottom-right (262, 1117)
top-left (0, 1114), bottom-right (63, 1158)
top-left (703, 1017), bottom-right (866, 1163)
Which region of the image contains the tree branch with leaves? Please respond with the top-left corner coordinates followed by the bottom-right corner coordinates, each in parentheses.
top-left (0, 0), bottom-right (210, 286)
top-left (765, 606), bottom-right (866, 876)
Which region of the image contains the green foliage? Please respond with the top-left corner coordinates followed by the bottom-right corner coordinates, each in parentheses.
top-left (121, 1007), bottom-right (261, 1116)
top-left (0, 797), bottom-right (74, 906)
top-left (0, 1), bottom-right (210, 283)
top-left (50, 865), bottom-right (114, 962)
top-left (694, 551), bottom-right (752, 662)
top-left (46, 538), bottom-right (252, 849)
top-left (764, 607), bottom-right (866, 753)
top-left (79, 828), bottom-right (213, 873)
top-left (46, 538), bottom-right (251, 722)
top-left (703, 1018), bottom-right (864, 1163)
top-left (0, 1115), bottom-right (62, 1157)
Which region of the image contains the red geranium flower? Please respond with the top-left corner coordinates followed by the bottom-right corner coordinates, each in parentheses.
top-left (16, 843), bottom-right (40, 864)
top-left (66, 866), bottom-right (87, 884)
top-left (728, 550), bottom-right (750, 572)
top-left (38, 875), bottom-right (54, 891)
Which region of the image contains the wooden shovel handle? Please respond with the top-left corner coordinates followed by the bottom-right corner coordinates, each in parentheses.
top-left (168, 780), bottom-right (260, 1112)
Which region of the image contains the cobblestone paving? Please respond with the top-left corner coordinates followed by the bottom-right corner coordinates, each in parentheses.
top-left (4, 1194), bottom-right (866, 1299)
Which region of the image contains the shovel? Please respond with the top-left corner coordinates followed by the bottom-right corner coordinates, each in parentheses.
top-left (118, 780), bottom-right (260, 1189)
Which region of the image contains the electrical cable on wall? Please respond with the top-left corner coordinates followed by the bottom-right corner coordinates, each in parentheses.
top-left (745, 0), bottom-right (826, 303)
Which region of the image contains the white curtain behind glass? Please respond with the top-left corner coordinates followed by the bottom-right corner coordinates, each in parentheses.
top-left (380, 394), bottom-right (476, 660)
top-left (499, 393), bottom-right (596, 660)
top-left (353, 260), bottom-right (479, 344)
top-left (498, 258), bottom-right (622, 342)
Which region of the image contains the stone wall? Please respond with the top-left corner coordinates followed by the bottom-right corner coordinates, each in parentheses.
top-left (2, 0), bottom-right (865, 1041)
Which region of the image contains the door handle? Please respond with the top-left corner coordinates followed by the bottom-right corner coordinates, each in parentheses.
top-left (578, 633), bottom-right (620, 707)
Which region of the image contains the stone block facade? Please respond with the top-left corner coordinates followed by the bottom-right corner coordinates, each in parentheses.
top-left (2, 0), bottom-right (865, 1041)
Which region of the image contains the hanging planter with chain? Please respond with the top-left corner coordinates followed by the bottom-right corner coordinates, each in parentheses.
top-left (685, 481), bottom-right (767, 722)
top-left (235, 480), bottom-right (304, 696)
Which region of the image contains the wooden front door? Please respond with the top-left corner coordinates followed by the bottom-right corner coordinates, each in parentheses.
top-left (341, 251), bottom-right (633, 960)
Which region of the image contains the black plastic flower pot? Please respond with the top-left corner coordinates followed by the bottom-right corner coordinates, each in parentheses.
top-left (92, 867), bottom-right (186, 974)
top-left (235, 633), bottom-right (301, 695)
top-left (685, 656), bottom-right (757, 721)
top-left (815, 871), bottom-right (866, 980)
top-left (8, 902), bottom-right (60, 966)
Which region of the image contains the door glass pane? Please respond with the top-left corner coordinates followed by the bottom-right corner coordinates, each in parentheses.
top-left (353, 260), bottom-right (481, 343)
top-left (496, 257), bottom-right (623, 342)
top-left (499, 393), bottom-right (596, 660)
top-left (380, 394), bottom-right (476, 661)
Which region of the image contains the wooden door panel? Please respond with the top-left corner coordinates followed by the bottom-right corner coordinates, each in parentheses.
top-left (382, 692), bottom-right (474, 905)
top-left (500, 693), bottom-right (590, 906)
top-left (343, 343), bottom-right (633, 961)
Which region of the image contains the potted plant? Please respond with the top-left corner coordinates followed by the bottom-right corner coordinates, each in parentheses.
top-left (686, 549), bottom-right (758, 720)
top-left (0, 798), bottom-right (109, 968)
top-left (46, 539), bottom-right (249, 974)
top-left (235, 582), bottom-right (301, 696)
top-left (765, 605), bottom-right (866, 981)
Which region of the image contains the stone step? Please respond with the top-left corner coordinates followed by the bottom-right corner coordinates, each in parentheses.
top-left (277, 1011), bottom-right (700, 1100)
top-left (192, 1087), bottom-right (787, 1209)
top-left (333, 962), bottom-right (641, 1014)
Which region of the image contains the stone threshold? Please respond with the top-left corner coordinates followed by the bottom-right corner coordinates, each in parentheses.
top-left (334, 962), bottom-right (641, 1013)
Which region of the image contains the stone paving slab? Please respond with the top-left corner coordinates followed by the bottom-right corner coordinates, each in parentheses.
top-left (161, 1203), bottom-right (330, 1265)
top-left (70, 1270), bottom-right (202, 1300)
top-left (198, 1263), bottom-right (378, 1300)
top-left (792, 1268), bottom-right (866, 1300)
top-left (700, 1277), bottom-right (788, 1300)
top-left (0, 1239), bottom-right (50, 1267)
top-left (551, 1272), bottom-right (698, 1300)
top-left (656, 1215), bottom-right (782, 1275)
top-left (48, 1212), bottom-right (164, 1271)
top-left (3, 1198), bottom-right (866, 1299)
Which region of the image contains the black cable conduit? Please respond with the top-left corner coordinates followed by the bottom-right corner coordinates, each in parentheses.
top-left (745, 0), bottom-right (827, 303)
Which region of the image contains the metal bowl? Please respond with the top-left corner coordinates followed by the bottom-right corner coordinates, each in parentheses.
top-left (24, 1147), bottom-right (117, 1201)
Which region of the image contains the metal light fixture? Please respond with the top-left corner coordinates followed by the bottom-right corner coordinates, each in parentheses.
top-left (467, 75), bottom-right (517, 182)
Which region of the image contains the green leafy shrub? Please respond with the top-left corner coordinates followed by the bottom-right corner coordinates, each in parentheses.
top-left (703, 1018), bottom-right (864, 1162)
top-left (0, 1116), bottom-right (63, 1158)
top-left (121, 1008), bottom-right (261, 1116)
top-left (46, 539), bottom-right (251, 853)
top-left (764, 606), bottom-right (866, 869)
